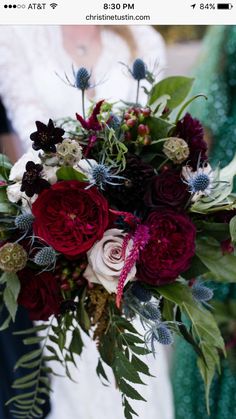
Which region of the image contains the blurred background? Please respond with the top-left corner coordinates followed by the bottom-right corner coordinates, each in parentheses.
top-left (156, 25), bottom-right (207, 75)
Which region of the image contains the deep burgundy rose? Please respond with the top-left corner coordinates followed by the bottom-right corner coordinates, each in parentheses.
top-left (18, 269), bottom-right (61, 321)
top-left (144, 170), bottom-right (190, 209)
top-left (175, 113), bottom-right (208, 170)
top-left (137, 209), bottom-right (196, 285)
top-left (32, 181), bottom-right (109, 257)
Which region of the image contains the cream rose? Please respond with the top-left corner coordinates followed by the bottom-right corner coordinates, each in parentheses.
top-left (84, 228), bottom-right (136, 293)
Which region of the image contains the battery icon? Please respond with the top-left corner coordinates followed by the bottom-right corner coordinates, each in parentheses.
top-left (217, 3), bottom-right (233, 9)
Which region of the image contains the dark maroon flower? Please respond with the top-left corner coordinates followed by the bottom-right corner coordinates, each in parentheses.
top-left (144, 169), bottom-right (190, 209)
top-left (137, 209), bottom-right (196, 285)
top-left (30, 119), bottom-right (65, 153)
top-left (18, 269), bottom-right (62, 321)
top-left (105, 154), bottom-right (155, 212)
top-left (21, 161), bottom-right (50, 198)
top-left (175, 113), bottom-right (208, 169)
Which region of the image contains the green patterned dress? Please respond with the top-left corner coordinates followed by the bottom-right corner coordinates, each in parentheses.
top-left (172, 26), bottom-right (236, 419)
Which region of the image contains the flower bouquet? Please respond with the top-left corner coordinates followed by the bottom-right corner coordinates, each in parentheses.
top-left (1, 59), bottom-right (236, 419)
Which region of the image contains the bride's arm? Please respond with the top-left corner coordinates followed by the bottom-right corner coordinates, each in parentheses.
top-left (0, 27), bottom-right (48, 155)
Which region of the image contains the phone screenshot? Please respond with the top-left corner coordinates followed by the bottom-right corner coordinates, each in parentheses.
top-left (0, 2), bottom-right (235, 419)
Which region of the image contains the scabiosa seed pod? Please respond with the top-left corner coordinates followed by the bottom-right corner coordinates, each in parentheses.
top-left (192, 283), bottom-right (214, 302)
top-left (0, 243), bottom-right (27, 272)
top-left (15, 214), bottom-right (35, 231)
top-left (132, 58), bottom-right (147, 81)
top-left (163, 137), bottom-right (190, 164)
top-left (142, 303), bottom-right (161, 321)
top-left (156, 324), bottom-right (173, 345)
top-left (131, 282), bottom-right (152, 302)
top-left (57, 139), bottom-right (82, 166)
top-left (76, 67), bottom-right (91, 90)
top-left (34, 247), bottom-right (56, 267)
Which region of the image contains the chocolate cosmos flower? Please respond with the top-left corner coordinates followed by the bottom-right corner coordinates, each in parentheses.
top-left (30, 119), bottom-right (65, 152)
top-left (21, 161), bottom-right (50, 197)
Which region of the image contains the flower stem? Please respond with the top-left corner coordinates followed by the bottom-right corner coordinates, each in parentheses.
top-left (82, 90), bottom-right (85, 119)
top-left (136, 80), bottom-right (140, 104)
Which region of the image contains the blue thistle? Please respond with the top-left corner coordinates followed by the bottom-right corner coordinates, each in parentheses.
top-left (108, 113), bottom-right (121, 130)
top-left (132, 58), bottom-right (147, 81)
top-left (15, 214), bottom-right (34, 231)
top-left (76, 67), bottom-right (91, 91)
top-left (156, 324), bottom-right (173, 345)
top-left (87, 163), bottom-right (124, 190)
top-left (192, 283), bottom-right (214, 302)
top-left (188, 173), bottom-right (210, 193)
top-left (141, 303), bottom-right (161, 321)
top-left (34, 247), bottom-right (56, 267)
top-left (131, 282), bottom-right (152, 302)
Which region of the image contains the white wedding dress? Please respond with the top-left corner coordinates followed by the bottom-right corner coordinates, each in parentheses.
top-left (0, 25), bottom-right (174, 419)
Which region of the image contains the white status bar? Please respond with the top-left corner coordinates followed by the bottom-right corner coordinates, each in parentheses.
top-left (0, 0), bottom-right (236, 24)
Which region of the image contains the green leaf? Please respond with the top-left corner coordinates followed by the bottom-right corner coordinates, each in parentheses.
top-left (129, 346), bottom-right (150, 356)
top-left (14, 324), bottom-right (49, 335)
top-left (113, 351), bottom-right (144, 385)
top-left (96, 359), bottom-right (110, 384)
top-left (123, 397), bottom-right (139, 419)
top-left (157, 282), bottom-right (225, 409)
top-left (146, 116), bottom-right (174, 141)
top-left (230, 215), bottom-right (236, 244)
top-left (3, 287), bottom-right (17, 321)
top-left (119, 380), bottom-right (146, 401)
top-left (148, 76), bottom-right (194, 110)
top-left (122, 333), bottom-right (144, 346)
top-left (56, 166), bottom-right (88, 182)
top-left (77, 289), bottom-right (91, 332)
top-left (196, 236), bottom-right (236, 282)
top-left (12, 379), bottom-right (38, 390)
top-left (15, 349), bottom-right (42, 369)
top-left (69, 328), bottom-right (83, 356)
top-left (13, 371), bottom-right (39, 386)
top-left (131, 355), bottom-right (152, 376)
top-left (23, 336), bottom-right (45, 345)
top-left (0, 313), bottom-right (11, 331)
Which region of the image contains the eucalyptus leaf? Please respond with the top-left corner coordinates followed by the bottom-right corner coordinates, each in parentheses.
top-left (119, 379), bottom-right (146, 401)
top-left (69, 328), bottom-right (83, 356)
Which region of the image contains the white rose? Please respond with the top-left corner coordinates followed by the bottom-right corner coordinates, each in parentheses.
top-left (84, 228), bottom-right (136, 293)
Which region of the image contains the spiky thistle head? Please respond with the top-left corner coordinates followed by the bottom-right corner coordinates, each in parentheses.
top-left (156, 324), bottom-right (173, 345)
top-left (15, 214), bottom-right (35, 231)
top-left (132, 58), bottom-right (147, 81)
top-left (34, 247), bottom-right (56, 267)
top-left (188, 173), bottom-right (210, 193)
top-left (141, 302), bottom-right (161, 321)
top-left (131, 282), bottom-right (152, 302)
top-left (76, 67), bottom-right (91, 91)
top-left (192, 282), bottom-right (214, 302)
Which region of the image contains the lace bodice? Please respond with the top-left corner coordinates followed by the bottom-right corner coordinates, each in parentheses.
top-left (0, 26), bottom-right (166, 153)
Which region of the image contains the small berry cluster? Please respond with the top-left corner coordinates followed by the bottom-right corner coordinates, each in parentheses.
top-left (122, 107), bottom-right (152, 146)
top-left (54, 259), bottom-right (87, 292)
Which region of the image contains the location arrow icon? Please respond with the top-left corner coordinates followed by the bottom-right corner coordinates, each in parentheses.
top-left (191, 4), bottom-right (196, 8)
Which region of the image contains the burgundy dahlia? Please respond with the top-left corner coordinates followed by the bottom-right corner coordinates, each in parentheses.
top-left (105, 154), bottom-right (155, 212)
top-left (175, 113), bottom-right (208, 169)
top-left (137, 209), bottom-right (196, 285)
top-left (144, 169), bottom-right (190, 209)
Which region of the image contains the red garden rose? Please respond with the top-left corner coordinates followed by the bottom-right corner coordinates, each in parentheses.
top-left (144, 170), bottom-right (190, 209)
top-left (137, 209), bottom-right (196, 285)
top-left (18, 269), bottom-right (61, 321)
top-left (32, 181), bottom-right (109, 257)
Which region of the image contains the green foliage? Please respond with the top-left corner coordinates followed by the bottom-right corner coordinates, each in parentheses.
top-left (0, 153), bottom-right (12, 181)
top-left (0, 188), bottom-right (17, 216)
top-left (229, 215), bottom-right (236, 245)
top-left (148, 76), bottom-right (194, 110)
top-left (97, 303), bottom-right (152, 419)
top-left (196, 236), bottom-right (236, 282)
top-left (1, 272), bottom-right (20, 321)
top-left (56, 166), bottom-right (88, 182)
top-left (156, 282), bottom-right (225, 413)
